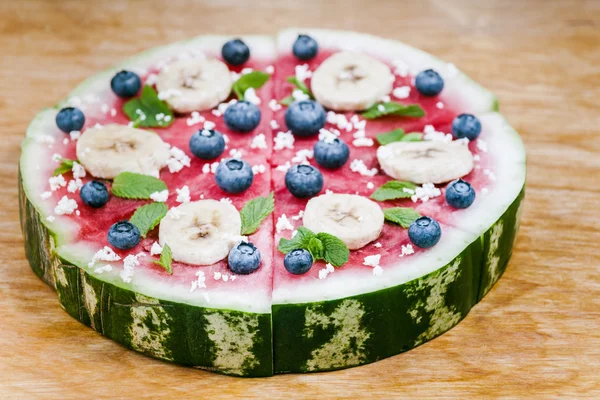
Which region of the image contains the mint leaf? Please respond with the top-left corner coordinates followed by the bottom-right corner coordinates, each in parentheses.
top-left (280, 76), bottom-right (314, 104)
top-left (129, 202), bottom-right (168, 237)
top-left (400, 133), bottom-right (423, 142)
top-left (371, 181), bottom-right (417, 202)
top-left (361, 102), bottom-right (425, 119)
top-left (233, 71), bottom-right (270, 100)
top-left (315, 233), bottom-right (349, 267)
top-left (278, 227), bottom-right (350, 267)
top-left (383, 207), bottom-right (422, 228)
top-left (123, 85), bottom-right (174, 128)
top-left (278, 227), bottom-right (316, 254)
top-left (376, 129), bottom-right (405, 145)
top-left (306, 236), bottom-right (324, 260)
top-left (240, 192), bottom-right (275, 235)
top-left (111, 172), bottom-right (168, 199)
top-left (153, 243), bottom-right (173, 274)
top-left (53, 158), bottom-right (75, 176)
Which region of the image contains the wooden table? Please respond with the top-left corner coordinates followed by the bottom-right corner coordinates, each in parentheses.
top-left (1, 0), bottom-right (598, 398)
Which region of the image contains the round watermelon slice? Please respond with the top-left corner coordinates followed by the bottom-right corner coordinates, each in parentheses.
top-left (19, 29), bottom-right (525, 377)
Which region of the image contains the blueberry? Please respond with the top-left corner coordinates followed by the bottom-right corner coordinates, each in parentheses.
top-left (314, 138), bottom-right (350, 169)
top-left (285, 164), bottom-right (323, 198)
top-left (445, 179), bottom-right (476, 209)
top-left (189, 129), bottom-right (226, 160)
top-left (452, 114), bottom-right (482, 140)
top-left (215, 158), bottom-right (254, 194)
top-left (110, 70), bottom-right (142, 98)
top-left (293, 34), bottom-right (318, 61)
top-left (80, 181), bottom-right (109, 208)
top-left (107, 221), bottom-right (140, 250)
top-left (284, 249), bottom-right (313, 275)
top-left (222, 39), bottom-right (250, 66)
top-left (415, 69), bottom-right (444, 96)
top-left (224, 101), bottom-right (261, 132)
top-left (408, 216), bottom-right (442, 249)
top-left (285, 100), bottom-right (326, 137)
top-left (55, 107), bottom-right (85, 133)
top-left (228, 242), bottom-right (261, 274)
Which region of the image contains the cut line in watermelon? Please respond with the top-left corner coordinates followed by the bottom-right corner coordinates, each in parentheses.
top-left (19, 29), bottom-right (525, 376)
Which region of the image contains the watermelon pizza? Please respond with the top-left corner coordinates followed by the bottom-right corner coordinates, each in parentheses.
top-left (19, 28), bottom-right (525, 377)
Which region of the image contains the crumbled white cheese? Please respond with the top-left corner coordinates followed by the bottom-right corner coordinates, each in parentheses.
top-left (392, 86), bottom-right (411, 99)
top-left (62, 138), bottom-right (70, 145)
top-left (229, 148), bottom-right (243, 159)
top-left (54, 195), bottom-right (78, 215)
top-left (423, 125), bottom-right (453, 143)
top-left (291, 149), bottom-right (313, 164)
top-left (400, 244), bottom-right (415, 257)
top-left (94, 265), bottom-right (113, 274)
top-left (275, 161), bottom-right (291, 172)
top-left (483, 169), bottom-right (497, 181)
top-left (270, 119), bottom-right (280, 130)
top-left (411, 183), bottom-right (442, 203)
top-left (187, 111), bottom-right (205, 126)
top-left (367, 182), bottom-right (374, 190)
top-left (36, 135), bottom-right (55, 146)
top-left (176, 185), bottom-right (191, 203)
top-left (268, 99), bottom-right (282, 112)
top-left (436, 101), bottom-right (444, 109)
top-left (363, 254), bottom-right (381, 268)
top-left (150, 190), bottom-right (169, 202)
top-left (250, 133), bottom-right (268, 149)
top-left (374, 242), bottom-right (382, 248)
top-left (291, 210), bottom-right (304, 221)
top-left (203, 120), bottom-right (216, 130)
top-left (352, 137), bottom-right (374, 147)
top-left (150, 242), bottom-right (163, 256)
top-left (252, 164), bottom-right (266, 174)
top-left (72, 162), bottom-right (86, 179)
top-left (220, 197), bottom-right (232, 205)
top-left (52, 153), bottom-right (62, 162)
top-left (214, 271), bottom-right (222, 281)
top-left (190, 270), bottom-right (207, 292)
top-left (274, 131), bottom-right (295, 151)
top-left (318, 128), bottom-right (339, 144)
top-left (120, 254), bottom-right (142, 283)
top-left (292, 89), bottom-right (310, 102)
top-left (167, 146), bottom-right (191, 173)
top-left (377, 104), bottom-right (386, 112)
top-left (88, 246), bottom-right (121, 268)
top-left (372, 266), bottom-right (384, 276)
top-left (455, 137), bottom-right (470, 146)
top-left (46, 216), bottom-right (55, 222)
top-left (244, 87), bottom-right (261, 105)
top-left (69, 130), bottom-right (81, 141)
top-left (67, 179), bottom-right (83, 193)
top-left (222, 274), bottom-right (230, 282)
top-left (49, 174), bottom-right (67, 191)
top-left (40, 191), bottom-right (52, 200)
top-left (145, 73), bottom-right (158, 85)
top-left (325, 189), bottom-right (334, 195)
top-left (318, 263), bottom-right (336, 280)
top-left (295, 64), bottom-right (312, 82)
top-left (473, 154), bottom-right (481, 162)
top-left (265, 65), bottom-right (275, 74)
top-left (276, 214), bottom-right (294, 233)
top-left (350, 159), bottom-right (378, 177)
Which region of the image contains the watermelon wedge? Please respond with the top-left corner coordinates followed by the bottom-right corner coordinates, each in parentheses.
top-left (19, 29), bottom-right (525, 377)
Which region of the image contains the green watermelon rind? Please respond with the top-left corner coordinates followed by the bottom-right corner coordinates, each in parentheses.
top-left (19, 31), bottom-right (525, 377)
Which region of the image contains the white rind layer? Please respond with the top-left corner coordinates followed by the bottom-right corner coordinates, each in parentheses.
top-left (277, 28), bottom-right (498, 114)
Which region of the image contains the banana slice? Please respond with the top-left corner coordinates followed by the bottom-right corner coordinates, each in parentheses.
top-left (303, 193), bottom-right (384, 250)
top-left (311, 51), bottom-right (393, 111)
top-left (377, 140), bottom-right (474, 184)
top-left (76, 124), bottom-right (170, 179)
top-left (155, 58), bottom-right (233, 113)
top-left (158, 200), bottom-right (242, 266)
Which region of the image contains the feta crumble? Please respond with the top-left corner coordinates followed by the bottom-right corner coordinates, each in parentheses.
top-left (167, 146), bottom-right (191, 173)
top-left (252, 164), bottom-right (266, 174)
top-left (268, 99), bottom-right (282, 112)
top-left (150, 190), bottom-right (169, 202)
top-left (423, 125), bottom-right (453, 143)
top-left (411, 183), bottom-right (442, 203)
top-left (54, 196), bottom-right (77, 215)
top-left (88, 246), bottom-right (121, 268)
top-left (292, 89), bottom-right (310, 102)
top-left (318, 128), bottom-right (339, 144)
top-left (392, 86), bottom-right (411, 99)
top-left (72, 162), bottom-right (86, 179)
top-left (270, 119), bottom-right (280, 130)
top-left (187, 111), bottom-right (205, 126)
top-left (477, 139), bottom-right (488, 152)
top-left (352, 137), bottom-right (374, 147)
top-left (250, 133), bottom-right (268, 150)
top-left (150, 242), bottom-right (163, 256)
top-left (363, 254), bottom-right (381, 268)
top-left (49, 174), bottom-right (67, 191)
top-left (40, 191), bottom-right (52, 200)
top-left (400, 244), bottom-right (415, 257)
top-left (291, 149), bottom-right (313, 164)
top-left (276, 214), bottom-right (294, 233)
top-left (274, 131), bottom-right (295, 151)
top-left (367, 182), bottom-right (374, 190)
top-left (372, 266), bottom-right (384, 276)
top-left (67, 179), bottom-right (83, 193)
top-left (350, 159), bottom-right (378, 177)
top-left (166, 207), bottom-right (182, 220)
top-left (176, 185), bottom-right (191, 203)
top-left (190, 270), bottom-right (207, 292)
top-left (244, 87), bottom-right (261, 105)
top-left (295, 64), bottom-right (312, 82)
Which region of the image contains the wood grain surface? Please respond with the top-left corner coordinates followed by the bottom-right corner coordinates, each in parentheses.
top-left (1, 0), bottom-right (599, 398)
